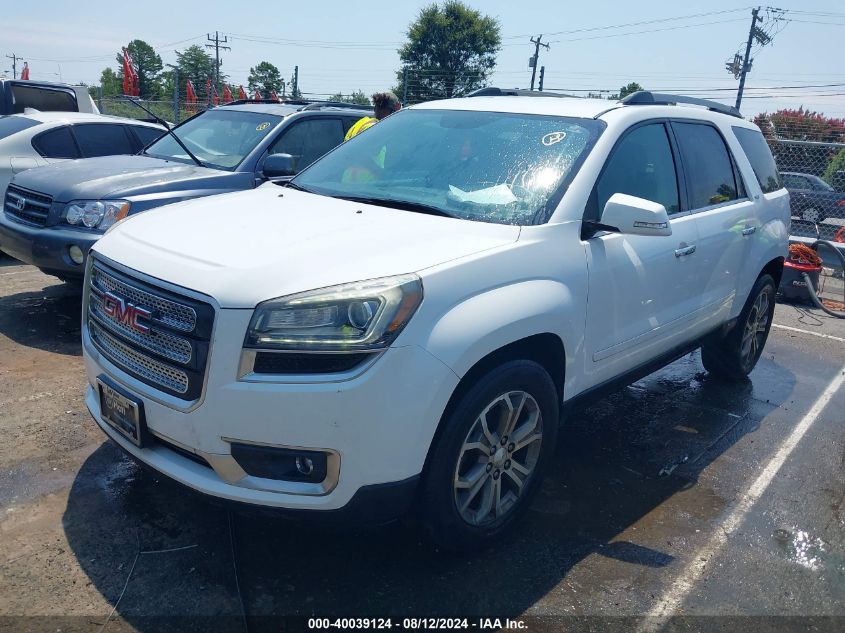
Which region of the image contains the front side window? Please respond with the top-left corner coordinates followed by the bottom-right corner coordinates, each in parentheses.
top-left (74, 124), bottom-right (135, 157)
top-left (674, 122), bottom-right (738, 208)
top-left (268, 118), bottom-right (345, 173)
top-left (144, 110), bottom-right (281, 170)
top-left (596, 123), bottom-right (680, 217)
top-left (292, 109), bottom-right (604, 225)
top-left (32, 126), bottom-right (80, 159)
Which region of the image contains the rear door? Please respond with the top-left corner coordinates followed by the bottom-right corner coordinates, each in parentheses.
top-left (671, 120), bottom-right (755, 326)
top-left (583, 121), bottom-right (704, 384)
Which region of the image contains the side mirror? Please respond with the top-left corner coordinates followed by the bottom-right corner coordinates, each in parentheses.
top-left (600, 193), bottom-right (672, 237)
top-left (262, 153), bottom-right (296, 179)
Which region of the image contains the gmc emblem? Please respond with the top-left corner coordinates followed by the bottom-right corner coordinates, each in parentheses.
top-left (102, 291), bottom-right (152, 333)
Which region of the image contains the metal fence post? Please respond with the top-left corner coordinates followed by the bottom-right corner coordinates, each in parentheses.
top-left (97, 86), bottom-right (103, 113)
top-left (173, 68), bottom-right (180, 124)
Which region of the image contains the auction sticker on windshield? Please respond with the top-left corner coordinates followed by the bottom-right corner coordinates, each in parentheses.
top-left (256, 122), bottom-right (271, 131)
top-left (542, 131), bottom-right (566, 146)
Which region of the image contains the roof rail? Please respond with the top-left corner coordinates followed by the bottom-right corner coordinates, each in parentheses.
top-left (222, 98), bottom-right (287, 106)
top-left (620, 91), bottom-right (742, 118)
top-left (466, 87), bottom-right (580, 99)
top-left (300, 101), bottom-right (371, 111)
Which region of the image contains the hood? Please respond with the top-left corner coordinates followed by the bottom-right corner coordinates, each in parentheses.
top-left (94, 185), bottom-right (521, 308)
top-left (11, 154), bottom-right (235, 202)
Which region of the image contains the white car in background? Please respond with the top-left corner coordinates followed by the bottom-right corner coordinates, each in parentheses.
top-left (0, 111), bottom-right (164, 197)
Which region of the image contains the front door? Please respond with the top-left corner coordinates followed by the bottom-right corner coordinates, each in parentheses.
top-left (583, 121), bottom-right (705, 387)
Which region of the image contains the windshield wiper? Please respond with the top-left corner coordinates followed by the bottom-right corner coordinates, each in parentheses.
top-left (334, 195), bottom-right (457, 218)
top-left (284, 181), bottom-right (312, 193)
top-left (118, 96), bottom-right (204, 167)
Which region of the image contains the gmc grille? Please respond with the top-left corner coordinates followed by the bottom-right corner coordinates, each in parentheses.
top-left (86, 258), bottom-right (215, 401)
top-left (4, 185), bottom-right (53, 227)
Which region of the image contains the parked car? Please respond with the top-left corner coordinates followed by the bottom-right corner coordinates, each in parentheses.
top-left (81, 91), bottom-right (788, 551)
top-left (0, 79), bottom-right (99, 115)
top-left (0, 100), bottom-right (369, 281)
top-left (0, 111), bottom-right (165, 202)
top-left (781, 170), bottom-right (845, 223)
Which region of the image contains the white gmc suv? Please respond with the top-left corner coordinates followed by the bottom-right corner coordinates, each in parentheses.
top-left (82, 90), bottom-right (789, 551)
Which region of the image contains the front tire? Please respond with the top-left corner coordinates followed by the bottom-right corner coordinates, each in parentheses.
top-left (701, 274), bottom-right (776, 381)
top-left (419, 360), bottom-right (559, 553)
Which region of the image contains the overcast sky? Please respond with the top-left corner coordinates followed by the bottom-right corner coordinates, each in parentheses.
top-left (3, 0), bottom-right (843, 118)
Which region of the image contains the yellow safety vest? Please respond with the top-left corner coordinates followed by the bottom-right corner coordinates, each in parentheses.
top-left (344, 116), bottom-right (378, 141)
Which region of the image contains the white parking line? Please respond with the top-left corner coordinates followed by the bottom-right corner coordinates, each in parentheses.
top-left (772, 323), bottom-right (845, 343)
top-left (637, 365), bottom-right (845, 632)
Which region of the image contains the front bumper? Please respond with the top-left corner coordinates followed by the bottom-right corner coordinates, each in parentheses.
top-left (83, 309), bottom-right (460, 512)
top-left (0, 210), bottom-right (98, 276)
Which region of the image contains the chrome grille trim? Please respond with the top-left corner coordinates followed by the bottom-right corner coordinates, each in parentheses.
top-left (89, 320), bottom-right (189, 394)
top-left (92, 265), bottom-right (196, 332)
top-left (4, 185), bottom-right (53, 227)
top-left (89, 292), bottom-right (193, 365)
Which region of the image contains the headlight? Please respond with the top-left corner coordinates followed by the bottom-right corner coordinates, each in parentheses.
top-left (245, 274), bottom-right (423, 351)
top-left (64, 200), bottom-right (130, 231)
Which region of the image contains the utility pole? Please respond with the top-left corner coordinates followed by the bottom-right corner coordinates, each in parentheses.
top-left (205, 32), bottom-right (230, 92)
top-left (292, 65), bottom-right (299, 98)
top-left (538, 66), bottom-right (545, 92)
top-left (5, 53), bottom-right (22, 79)
top-left (528, 35), bottom-right (549, 91)
top-left (735, 8), bottom-right (760, 111)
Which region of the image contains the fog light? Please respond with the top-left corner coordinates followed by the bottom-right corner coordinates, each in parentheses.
top-left (68, 245), bottom-right (84, 265)
top-left (230, 443), bottom-right (329, 483)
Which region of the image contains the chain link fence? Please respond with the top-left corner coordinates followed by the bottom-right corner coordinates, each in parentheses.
top-left (755, 113), bottom-right (845, 245)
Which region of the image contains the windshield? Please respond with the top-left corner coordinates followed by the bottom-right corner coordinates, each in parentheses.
top-left (145, 109), bottom-right (281, 169)
top-left (292, 108), bottom-right (604, 225)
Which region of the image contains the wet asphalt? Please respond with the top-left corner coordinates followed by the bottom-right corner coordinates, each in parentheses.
top-left (0, 258), bottom-right (843, 633)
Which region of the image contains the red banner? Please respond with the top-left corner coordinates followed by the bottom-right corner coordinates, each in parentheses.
top-left (238, 85), bottom-right (247, 100)
top-left (223, 84), bottom-right (233, 103)
top-left (20, 62), bottom-right (29, 80)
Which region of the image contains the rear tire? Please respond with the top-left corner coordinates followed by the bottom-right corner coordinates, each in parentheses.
top-left (701, 274), bottom-right (776, 381)
top-left (419, 360), bottom-right (559, 553)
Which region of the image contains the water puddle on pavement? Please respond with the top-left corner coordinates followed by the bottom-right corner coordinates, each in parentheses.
top-left (773, 527), bottom-right (828, 570)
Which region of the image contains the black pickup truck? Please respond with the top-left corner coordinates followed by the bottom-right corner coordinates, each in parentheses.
top-left (781, 171), bottom-right (845, 223)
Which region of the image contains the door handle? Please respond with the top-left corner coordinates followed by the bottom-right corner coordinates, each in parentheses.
top-left (742, 226), bottom-right (756, 236)
top-left (674, 244), bottom-right (696, 257)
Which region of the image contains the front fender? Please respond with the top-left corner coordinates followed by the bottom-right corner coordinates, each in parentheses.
top-left (419, 279), bottom-right (583, 396)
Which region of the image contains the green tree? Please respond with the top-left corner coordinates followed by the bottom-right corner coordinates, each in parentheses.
top-left (115, 39), bottom-right (163, 99)
top-left (99, 67), bottom-right (122, 97)
top-left (328, 90), bottom-right (371, 105)
top-left (395, 1), bottom-right (501, 103)
top-left (175, 45), bottom-right (221, 99)
top-left (248, 61), bottom-right (283, 96)
top-left (822, 148), bottom-right (845, 191)
top-left (606, 82), bottom-right (643, 100)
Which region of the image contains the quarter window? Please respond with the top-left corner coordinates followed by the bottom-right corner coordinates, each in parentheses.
top-left (732, 127), bottom-right (782, 194)
top-left (74, 124), bottom-right (135, 157)
top-left (32, 126), bottom-right (80, 159)
top-left (268, 118), bottom-right (345, 173)
top-left (673, 122), bottom-right (738, 208)
top-left (597, 123), bottom-right (680, 216)
top-left (130, 125), bottom-right (164, 149)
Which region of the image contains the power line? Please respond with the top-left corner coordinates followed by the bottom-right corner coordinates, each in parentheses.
top-left (206, 31), bottom-right (231, 91)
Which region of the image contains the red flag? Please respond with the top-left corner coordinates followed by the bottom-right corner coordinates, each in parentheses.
top-left (122, 49), bottom-right (133, 95)
top-left (253, 88), bottom-right (262, 100)
top-left (211, 83), bottom-right (219, 106)
top-left (223, 84), bottom-right (233, 103)
top-left (20, 62), bottom-right (29, 80)
top-left (205, 78), bottom-right (212, 103)
top-left (238, 85), bottom-right (247, 100)
top-left (186, 79), bottom-right (197, 112)
top-left (270, 90), bottom-right (278, 101)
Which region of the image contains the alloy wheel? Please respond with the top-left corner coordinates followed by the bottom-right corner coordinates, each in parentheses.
top-left (741, 288), bottom-right (771, 365)
top-left (452, 391), bottom-right (543, 526)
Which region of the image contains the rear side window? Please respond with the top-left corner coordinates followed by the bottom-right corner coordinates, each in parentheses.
top-left (130, 125), bottom-right (164, 148)
top-left (673, 122), bottom-right (738, 208)
top-left (0, 116), bottom-right (40, 140)
top-left (269, 118), bottom-right (345, 173)
top-left (782, 173), bottom-right (810, 190)
top-left (32, 126), bottom-right (80, 158)
top-left (73, 124), bottom-right (135, 157)
top-left (11, 85), bottom-right (78, 114)
top-left (596, 123), bottom-right (680, 216)
top-left (733, 127), bottom-right (782, 193)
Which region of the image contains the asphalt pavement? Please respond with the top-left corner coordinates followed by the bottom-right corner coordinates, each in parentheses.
top-left (0, 258), bottom-right (843, 633)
